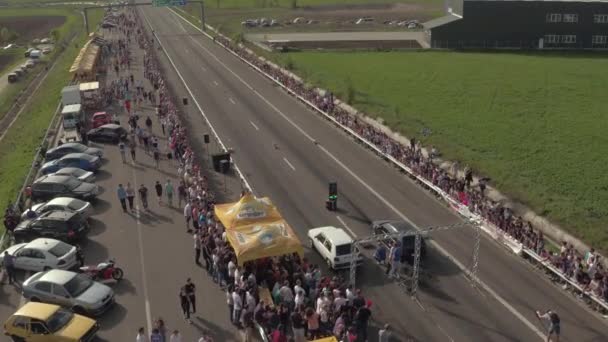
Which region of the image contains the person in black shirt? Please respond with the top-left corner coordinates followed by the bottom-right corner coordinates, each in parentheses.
top-left (355, 305), bottom-right (372, 342)
top-left (184, 278), bottom-right (196, 314)
top-left (536, 309), bottom-right (560, 342)
top-left (179, 286), bottom-right (191, 323)
top-left (155, 181), bottom-right (163, 205)
top-left (291, 308), bottom-right (306, 342)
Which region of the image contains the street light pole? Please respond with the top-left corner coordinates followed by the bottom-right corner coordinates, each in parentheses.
top-left (200, 0), bottom-right (206, 31)
top-left (83, 9), bottom-right (90, 36)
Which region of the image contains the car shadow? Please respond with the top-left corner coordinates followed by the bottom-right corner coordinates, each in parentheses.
top-left (97, 302), bottom-right (128, 330)
top-left (111, 278), bottom-right (136, 295)
top-left (88, 218), bottom-right (107, 237)
top-left (92, 199), bottom-right (111, 215)
top-left (79, 238), bottom-right (110, 264)
top-left (95, 170), bottom-right (112, 182)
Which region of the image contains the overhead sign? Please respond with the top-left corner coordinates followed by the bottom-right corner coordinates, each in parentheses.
top-left (152, 0), bottom-right (187, 7)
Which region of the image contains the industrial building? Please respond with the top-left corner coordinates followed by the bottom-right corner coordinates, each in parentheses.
top-left (424, 0), bottom-right (608, 49)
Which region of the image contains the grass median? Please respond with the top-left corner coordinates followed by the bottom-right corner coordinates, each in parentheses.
top-left (0, 8), bottom-right (104, 234)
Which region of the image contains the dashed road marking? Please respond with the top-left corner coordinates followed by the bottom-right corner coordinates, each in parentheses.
top-left (249, 121), bottom-right (259, 131)
top-left (283, 157), bottom-right (296, 171)
top-left (213, 80), bottom-right (219, 86)
top-left (229, 97), bottom-right (236, 104)
top-left (336, 215), bottom-right (357, 238)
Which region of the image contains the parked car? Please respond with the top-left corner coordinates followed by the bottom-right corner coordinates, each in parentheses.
top-left (24, 47), bottom-right (35, 57)
top-left (90, 112), bottom-right (114, 128)
top-left (40, 38), bottom-right (51, 44)
top-left (0, 238), bottom-right (79, 272)
top-left (21, 197), bottom-right (93, 221)
top-left (41, 153), bottom-right (101, 174)
top-left (86, 124), bottom-right (127, 144)
top-left (45, 142), bottom-right (103, 161)
top-left (3, 302), bottom-right (99, 341)
top-left (51, 167), bottom-right (95, 183)
top-left (308, 226), bottom-right (362, 269)
top-left (30, 175), bottom-right (99, 201)
top-left (42, 47), bottom-right (52, 54)
top-left (355, 17), bottom-right (374, 24)
top-left (7, 73), bottom-right (18, 83)
top-left (371, 220), bottom-right (427, 263)
top-left (22, 269), bottom-right (115, 317)
top-left (13, 211), bottom-right (90, 243)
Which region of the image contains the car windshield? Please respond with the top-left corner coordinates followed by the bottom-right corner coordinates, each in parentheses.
top-left (64, 178), bottom-right (83, 190)
top-left (48, 241), bottom-right (73, 257)
top-left (64, 274), bottom-right (93, 297)
top-left (335, 244), bottom-right (352, 256)
top-left (45, 307), bottom-right (74, 333)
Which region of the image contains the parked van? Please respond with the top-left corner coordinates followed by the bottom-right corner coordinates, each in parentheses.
top-left (29, 50), bottom-right (41, 59)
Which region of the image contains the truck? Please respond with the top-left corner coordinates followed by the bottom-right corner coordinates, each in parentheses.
top-left (61, 85), bottom-right (81, 107)
top-left (60, 104), bottom-right (84, 143)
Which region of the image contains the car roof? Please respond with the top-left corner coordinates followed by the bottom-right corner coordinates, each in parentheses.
top-left (38, 269), bottom-right (77, 285)
top-left (25, 238), bottom-right (62, 251)
top-left (100, 123), bottom-right (120, 129)
top-left (39, 210), bottom-right (76, 221)
top-left (14, 302), bottom-right (61, 321)
top-left (46, 197), bottom-right (82, 207)
top-left (61, 153), bottom-right (95, 160)
top-left (35, 174), bottom-right (73, 183)
top-left (56, 142), bottom-right (86, 150)
top-left (93, 112), bottom-right (107, 116)
top-left (56, 167), bottom-right (85, 174)
top-left (311, 226), bottom-right (353, 245)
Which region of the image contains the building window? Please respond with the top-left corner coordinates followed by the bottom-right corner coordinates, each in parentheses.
top-left (546, 13), bottom-right (562, 23)
top-left (594, 14), bottom-right (608, 23)
top-left (592, 35), bottom-right (608, 45)
top-left (544, 35), bottom-right (560, 44)
top-left (563, 14), bottom-right (578, 23)
top-left (562, 35), bottom-right (577, 44)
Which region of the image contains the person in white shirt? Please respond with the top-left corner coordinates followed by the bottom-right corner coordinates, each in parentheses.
top-left (232, 289), bottom-right (243, 325)
top-left (228, 259), bottom-right (236, 281)
top-left (279, 281), bottom-right (294, 305)
top-left (136, 327), bottom-right (147, 342)
top-left (245, 290), bottom-right (256, 312)
top-left (334, 292), bottom-right (347, 313)
top-left (183, 201), bottom-right (192, 230)
top-left (294, 279), bottom-right (305, 297)
top-left (346, 286), bottom-right (355, 305)
top-left (169, 330), bottom-right (182, 342)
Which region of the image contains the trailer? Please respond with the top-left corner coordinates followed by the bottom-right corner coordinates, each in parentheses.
top-left (61, 85), bottom-right (81, 107)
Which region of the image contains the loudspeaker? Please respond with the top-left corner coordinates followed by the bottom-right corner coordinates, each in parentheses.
top-left (329, 182), bottom-right (337, 197)
top-left (204, 134), bottom-right (210, 144)
top-left (212, 152), bottom-right (231, 172)
top-left (183, 97), bottom-right (188, 105)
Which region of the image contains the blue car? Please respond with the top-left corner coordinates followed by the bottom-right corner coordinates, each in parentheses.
top-left (40, 153), bottom-right (101, 174)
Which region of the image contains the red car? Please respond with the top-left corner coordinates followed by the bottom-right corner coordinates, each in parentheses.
top-left (91, 112), bottom-right (113, 128)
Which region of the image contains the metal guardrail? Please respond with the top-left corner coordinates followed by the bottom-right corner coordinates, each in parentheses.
top-left (170, 12), bottom-right (608, 311)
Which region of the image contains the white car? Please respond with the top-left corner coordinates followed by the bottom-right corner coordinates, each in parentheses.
top-left (21, 197), bottom-right (93, 220)
top-left (308, 226), bottom-right (363, 269)
top-left (52, 167), bottom-right (95, 183)
top-left (0, 238), bottom-right (78, 272)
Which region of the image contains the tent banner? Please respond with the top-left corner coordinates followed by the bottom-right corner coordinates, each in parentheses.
top-left (214, 193), bottom-right (283, 229)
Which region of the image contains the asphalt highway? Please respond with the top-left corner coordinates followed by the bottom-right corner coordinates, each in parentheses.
top-left (138, 4), bottom-right (608, 342)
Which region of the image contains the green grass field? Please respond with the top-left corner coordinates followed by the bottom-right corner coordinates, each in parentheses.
top-left (283, 50), bottom-right (608, 252)
top-left (0, 8), bottom-right (104, 230)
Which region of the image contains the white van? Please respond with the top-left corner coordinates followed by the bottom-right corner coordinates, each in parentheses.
top-left (29, 50), bottom-right (41, 59)
top-left (308, 226), bottom-right (363, 269)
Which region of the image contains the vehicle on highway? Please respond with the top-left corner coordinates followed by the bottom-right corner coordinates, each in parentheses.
top-left (3, 302), bottom-right (99, 341)
top-left (31, 175), bottom-right (99, 201)
top-left (51, 167), bottom-right (95, 183)
top-left (45, 143), bottom-right (103, 161)
top-left (24, 47), bottom-right (35, 57)
top-left (86, 124), bottom-right (128, 144)
top-left (21, 197), bottom-right (93, 221)
top-left (0, 238), bottom-right (78, 272)
top-left (308, 226), bottom-right (363, 269)
top-left (22, 269), bottom-right (115, 317)
top-left (79, 259), bottom-right (124, 281)
top-left (90, 112), bottom-right (114, 128)
top-left (41, 153), bottom-right (101, 175)
top-left (7, 72), bottom-right (18, 83)
top-left (371, 220), bottom-right (427, 263)
top-left (13, 211), bottom-right (90, 243)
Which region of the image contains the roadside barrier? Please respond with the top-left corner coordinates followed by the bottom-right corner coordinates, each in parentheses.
top-left (168, 9), bottom-right (608, 311)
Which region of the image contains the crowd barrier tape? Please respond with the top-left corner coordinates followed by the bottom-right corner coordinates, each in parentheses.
top-left (169, 9), bottom-right (608, 310)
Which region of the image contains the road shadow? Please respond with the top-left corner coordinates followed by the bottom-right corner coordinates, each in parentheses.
top-left (112, 278), bottom-right (137, 296)
top-left (80, 238), bottom-right (110, 264)
top-left (144, 209), bottom-right (174, 224)
top-left (97, 302), bottom-right (128, 330)
top-left (193, 316), bottom-right (235, 341)
top-left (128, 162), bottom-right (145, 171)
top-left (92, 199), bottom-right (111, 215)
top-left (88, 218), bottom-right (107, 237)
top-left (95, 169), bottom-right (112, 182)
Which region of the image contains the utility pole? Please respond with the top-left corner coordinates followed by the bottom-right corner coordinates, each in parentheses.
top-left (83, 9), bottom-right (90, 36)
top-left (200, 0), bottom-right (206, 31)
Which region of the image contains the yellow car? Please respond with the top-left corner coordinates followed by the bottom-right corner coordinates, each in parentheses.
top-left (3, 302), bottom-right (99, 341)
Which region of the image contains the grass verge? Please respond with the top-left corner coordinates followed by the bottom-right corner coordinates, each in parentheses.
top-left (0, 8), bottom-right (104, 233)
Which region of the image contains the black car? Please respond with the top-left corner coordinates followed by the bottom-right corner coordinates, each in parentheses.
top-left (86, 124), bottom-right (128, 144)
top-left (13, 211), bottom-right (90, 243)
top-left (45, 142), bottom-right (103, 161)
top-left (371, 220), bottom-right (427, 263)
top-left (31, 175), bottom-right (99, 201)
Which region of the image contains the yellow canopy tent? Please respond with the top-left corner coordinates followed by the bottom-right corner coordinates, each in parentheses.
top-left (214, 193), bottom-right (283, 229)
top-left (311, 338), bottom-right (338, 342)
top-left (225, 220), bottom-right (304, 266)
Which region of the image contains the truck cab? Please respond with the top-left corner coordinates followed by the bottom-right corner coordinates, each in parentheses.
top-left (61, 104), bottom-right (84, 130)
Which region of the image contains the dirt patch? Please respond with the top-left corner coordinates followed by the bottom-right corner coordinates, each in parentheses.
top-left (0, 16), bottom-right (66, 43)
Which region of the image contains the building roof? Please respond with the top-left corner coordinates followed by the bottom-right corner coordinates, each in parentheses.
top-left (423, 14), bottom-right (463, 30)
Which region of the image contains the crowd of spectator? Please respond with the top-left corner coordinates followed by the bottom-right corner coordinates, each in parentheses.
top-left (211, 34), bottom-right (607, 306)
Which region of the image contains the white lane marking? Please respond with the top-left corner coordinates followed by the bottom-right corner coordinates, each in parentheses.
top-left (283, 157), bottom-right (296, 171)
top-left (134, 203), bottom-right (153, 336)
top-left (336, 215), bottom-right (357, 238)
top-left (436, 323), bottom-right (455, 342)
top-left (213, 80), bottom-right (219, 86)
top-left (171, 10), bottom-right (187, 32)
top-left (249, 121), bottom-right (259, 131)
top-left (414, 297), bottom-right (426, 312)
top-left (228, 97), bottom-right (236, 104)
top-left (165, 8), bottom-right (546, 339)
top-left (142, 9), bottom-right (254, 194)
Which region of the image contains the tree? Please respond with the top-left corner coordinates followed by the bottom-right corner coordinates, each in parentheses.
top-left (0, 27), bottom-right (9, 43)
top-left (50, 29), bottom-right (60, 43)
top-left (290, 0), bottom-right (297, 9)
top-left (345, 78), bottom-right (355, 105)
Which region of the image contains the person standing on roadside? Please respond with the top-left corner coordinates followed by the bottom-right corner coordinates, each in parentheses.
top-left (118, 141), bottom-right (126, 163)
top-left (165, 180), bottom-right (174, 207)
top-left (153, 148), bottom-right (160, 169)
top-left (129, 138), bottom-right (137, 162)
top-left (194, 230), bottom-right (202, 265)
top-left (185, 278), bottom-right (197, 314)
top-left (184, 200), bottom-right (192, 232)
top-left (126, 182), bottom-right (135, 211)
top-left (117, 184), bottom-right (127, 212)
top-left (178, 180), bottom-right (187, 207)
top-left (536, 309), bottom-right (561, 342)
top-left (138, 184), bottom-right (149, 211)
top-left (136, 327), bottom-right (147, 342)
top-left (155, 181), bottom-right (163, 205)
top-left (3, 251), bottom-right (17, 285)
top-left (169, 330), bottom-right (182, 342)
top-left (145, 116), bottom-right (153, 132)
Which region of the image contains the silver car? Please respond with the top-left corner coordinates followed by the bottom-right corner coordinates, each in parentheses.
top-left (21, 197), bottom-right (93, 221)
top-left (52, 167), bottom-right (95, 183)
top-left (22, 269), bottom-right (114, 316)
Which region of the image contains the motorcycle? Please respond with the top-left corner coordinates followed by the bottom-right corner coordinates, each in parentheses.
top-left (79, 259), bottom-right (124, 281)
